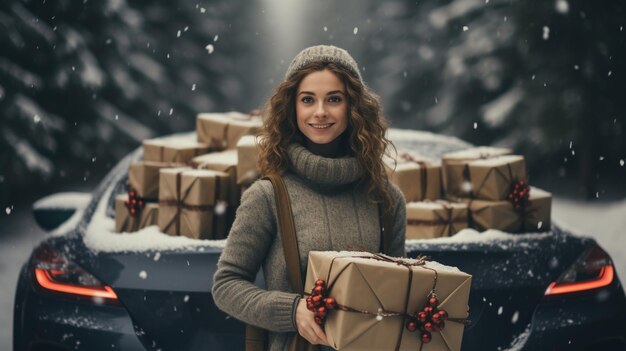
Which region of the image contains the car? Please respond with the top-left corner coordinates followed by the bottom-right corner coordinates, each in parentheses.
top-left (13, 128), bottom-right (626, 351)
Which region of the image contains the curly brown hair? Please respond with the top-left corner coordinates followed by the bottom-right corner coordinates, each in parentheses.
top-left (257, 61), bottom-right (396, 209)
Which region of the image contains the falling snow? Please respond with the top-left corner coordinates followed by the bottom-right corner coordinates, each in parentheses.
top-left (511, 311), bottom-right (519, 324)
top-left (555, 0), bottom-right (569, 14)
top-left (5, 207), bottom-right (11, 215)
top-left (353, 27), bottom-right (359, 35)
top-left (139, 270), bottom-right (147, 279)
top-left (205, 44), bottom-right (214, 54)
top-left (542, 26), bottom-right (550, 40)
top-left (463, 26), bottom-right (469, 31)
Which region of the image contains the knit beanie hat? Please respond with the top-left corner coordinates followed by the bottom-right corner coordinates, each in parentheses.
top-left (284, 45), bottom-right (363, 83)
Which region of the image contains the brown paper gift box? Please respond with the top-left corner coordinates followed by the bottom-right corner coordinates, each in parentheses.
top-left (114, 195), bottom-right (159, 233)
top-left (466, 187), bottom-right (552, 232)
top-left (158, 168), bottom-right (231, 239)
top-left (466, 155), bottom-right (527, 201)
top-left (196, 112), bottom-right (262, 150)
top-left (406, 201), bottom-right (468, 239)
top-left (143, 138), bottom-right (210, 163)
top-left (305, 251), bottom-right (472, 351)
top-left (191, 149), bottom-right (240, 224)
top-left (236, 135), bottom-right (261, 185)
top-left (386, 157), bottom-right (442, 202)
top-left (128, 161), bottom-right (180, 200)
top-left (442, 147), bottom-right (512, 198)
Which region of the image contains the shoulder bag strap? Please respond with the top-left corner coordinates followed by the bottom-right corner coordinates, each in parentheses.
top-left (379, 202), bottom-right (393, 255)
top-left (264, 174), bottom-right (303, 293)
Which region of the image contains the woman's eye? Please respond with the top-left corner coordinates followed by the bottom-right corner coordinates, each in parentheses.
top-left (301, 96), bottom-right (314, 103)
top-left (328, 96), bottom-right (342, 103)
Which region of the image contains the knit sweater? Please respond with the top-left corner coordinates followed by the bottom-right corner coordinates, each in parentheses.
top-left (212, 142), bottom-right (407, 351)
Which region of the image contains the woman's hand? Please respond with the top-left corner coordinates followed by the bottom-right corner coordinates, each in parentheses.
top-left (295, 298), bottom-right (329, 346)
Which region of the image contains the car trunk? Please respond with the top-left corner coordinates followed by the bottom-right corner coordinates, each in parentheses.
top-left (80, 228), bottom-right (588, 350)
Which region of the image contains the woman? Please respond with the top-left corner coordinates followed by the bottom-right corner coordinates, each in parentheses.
top-left (212, 45), bottom-right (407, 350)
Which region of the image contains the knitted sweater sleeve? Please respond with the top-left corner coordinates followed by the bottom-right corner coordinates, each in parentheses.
top-left (387, 181), bottom-right (407, 257)
top-left (211, 180), bottom-right (300, 332)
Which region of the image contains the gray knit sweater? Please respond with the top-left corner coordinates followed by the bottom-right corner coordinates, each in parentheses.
top-left (212, 142), bottom-right (407, 351)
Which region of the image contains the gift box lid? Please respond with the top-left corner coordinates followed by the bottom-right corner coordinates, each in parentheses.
top-left (191, 149), bottom-right (238, 169)
top-left (197, 111), bottom-right (262, 127)
top-left (468, 154), bottom-right (525, 167)
top-left (443, 146), bottom-right (512, 161)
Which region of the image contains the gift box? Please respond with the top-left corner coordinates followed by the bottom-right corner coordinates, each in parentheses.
top-left (236, 135), bottom-right (262, 185)
top-left (304, 251), bottom-right (471, 351)
top-left (191, 150), bottom-right (240, 224)
top-left (158, 168), bottom-right (231, 239)
top-left (466, 187), bottom-right (552, 232)
top-left (114, 194), bottom-right (159, 233)
top-left (386, 153), bottom-right (441, 201)
top-left (465, 155), bottom-right (527, 201)
top-left (196, 112), bottom-right (262, 150)
top-left (442, 147), bottom-right (512, 198)
top-left (143, 138), bottom-right (211, 163)
top-left (406, 201), bottom-right (468, 239)
top-left (128, 161), bottom-right (178, 200)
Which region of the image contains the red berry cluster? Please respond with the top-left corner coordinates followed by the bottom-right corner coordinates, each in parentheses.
top-left (306, 279), bottom-right (337, 326)
top-left (507, 180), bottom-right (530, 210)
top-left (405, 294), bottom-right (448, 344)
top-left (124, 189), bottom-right (145, 217)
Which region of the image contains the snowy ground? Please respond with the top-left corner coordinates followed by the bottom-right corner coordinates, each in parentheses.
top-left (0, 197), bottom-right (624, 350)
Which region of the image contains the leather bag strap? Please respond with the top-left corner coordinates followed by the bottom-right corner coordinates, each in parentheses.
top-left (379, 202), bottom-right (393, 255)
top-left (264, 174), bottom-right (303, 293)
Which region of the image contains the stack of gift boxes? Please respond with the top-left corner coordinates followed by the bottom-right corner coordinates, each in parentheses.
top-left (386, 146), bottom-right (552, 240)
top-left (114, 112), bottom-right (263, 239)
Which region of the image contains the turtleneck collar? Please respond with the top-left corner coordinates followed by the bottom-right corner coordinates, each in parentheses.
top-left (286, 142), bottom-right (363, 187)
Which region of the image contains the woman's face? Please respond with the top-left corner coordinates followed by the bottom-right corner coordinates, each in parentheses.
top-left (295, 69), bottom-right (349, 145)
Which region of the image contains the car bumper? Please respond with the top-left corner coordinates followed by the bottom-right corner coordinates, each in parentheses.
top-left (522, 279), bottom-right (626, 350)
top-left (13, 264), bottom-right (145, 351)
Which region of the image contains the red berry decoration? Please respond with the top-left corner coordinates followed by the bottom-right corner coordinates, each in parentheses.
top-left (324, 297), bottom-right (336, 309)
top-left (306, 279), bottom-right (336, 326)
top-left (405, 292), bottom-right (450, 344)
top-left (125, 188), bottom-right (146, 217)
top-left (507, 180), bottom-right (530, 210)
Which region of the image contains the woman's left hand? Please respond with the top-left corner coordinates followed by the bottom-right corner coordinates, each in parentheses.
top-left (295, 298), bottom-right (330, 346)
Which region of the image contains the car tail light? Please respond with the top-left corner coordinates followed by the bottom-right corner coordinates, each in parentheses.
top-left (544, 245), bottom-right (615, 296)
top-left (31, 244), bottom-right (118, 300)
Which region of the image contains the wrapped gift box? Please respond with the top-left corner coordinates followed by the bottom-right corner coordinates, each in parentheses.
top-left (128, 161), bottom-right (178, 200)
top-left (406, 201), bottom-right (468, 239)
top-left (385, 153), bottom-right (442, 201)
top-left (442, 147), bottom-right (512, 198)
top-left (114, 194), bottom-right (159, 233)
top-left (466, 187), bottom-right (552, 232)
top-left (305, 251), bottom-right (472, 351)
top-left (196, 112), bottom-right (262, 150)
top-left (143, 138), bottom-right (211, 163)
top-left (236, 135), bottom-right (262, 186)
top-left (191, 150), bottom-right (240, 224)
top-left (158, 168), bottom-right (231, 239)
top-left (466, 155), bottom-right (527, 201)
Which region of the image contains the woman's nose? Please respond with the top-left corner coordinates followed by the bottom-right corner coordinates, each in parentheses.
top-left (313, 101), bottom-right (327, 118)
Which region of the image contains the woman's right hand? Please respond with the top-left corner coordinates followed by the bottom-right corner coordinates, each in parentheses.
top-left (295, 298), bottom-right (329, 346)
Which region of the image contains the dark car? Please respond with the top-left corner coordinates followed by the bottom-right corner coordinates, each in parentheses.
top-left (13, 129), bottom-right (626, 351)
